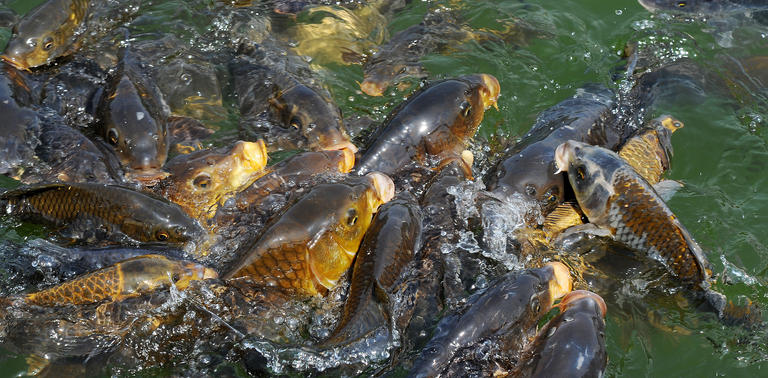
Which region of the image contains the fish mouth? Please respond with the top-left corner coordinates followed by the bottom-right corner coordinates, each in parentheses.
top-left (658, 115), bottom-right (684, 131)
top-left (554, 142), bottom-right (573, 174)
top-left (366, 171), bottom-right (395, 206)
top-left (127, 168), bottom-right (171, 185)
top-left (235, 139), bottom-right (269, 172)
top-left (359, 79), bottom-right (386, 97)
top-left (201, 266), bottom-right (219, 280)
top-left (1, 55), bottom-right (30, 72)
top-left (323, 140), bottom-right (359, 154)
top-left (558, 290), bottom-right (607, 317)
top-left (337, 147), bottom-right (356, 173)
top-left (545, 261), bottom-right (573, 300)
top-left (477, 74), bottom-right (501, 110)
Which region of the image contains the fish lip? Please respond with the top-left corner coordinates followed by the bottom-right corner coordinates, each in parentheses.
top-left (559, 290), bottom-right (607, 318)
top-left (554, 142), bottom-right (572, 174)
top-left (322, 140), bottom-right (359, 154)
top-left (234, 139), bottom-right (269, 172)
top-left (127, 168), bottom-right (171, 185)
top-left (366, 171), bottom-right (395, 205)
top-left (202, 267), bottom-right (219, 280)
top-left (545, 261), bottom-right (573, 300)
top-left (337, 147), bottom-right (356, 173)
top-left (477, 74), bottom-right (501, 110)
top-left (1, 55), bottom-right (29, 72)
top-left (359, 79), bottom-right (385, 97)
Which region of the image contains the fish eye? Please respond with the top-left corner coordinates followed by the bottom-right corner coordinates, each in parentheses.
top-left (673, 121), bottom-right (682, 128)
top-left (575, 166), bottom-right (586, 181)
top-left (398, 66), bottom-right (407, 74)
top-left (346, 208), bottom-right (358, 226)
top-left (544, 187), bottom-right (559, 204)
top-left (107, 128), bottom-right (119, 145)
top-left (530, 295), bottom-right (541, 313)
top-left (155, 230), bottom-right (170, 241)
top-left (42, 37), bottom-right (54, 51)
top-left (289, 117), bottom-right (302, 131)
top-left (459, 101), bottom-right (471, 118)
top-left (172, 273), bottom-right (181, 282)
top-left (193, 174), bottom-right (212, 189)
top-left (677, 1), bottom-right (687, 7)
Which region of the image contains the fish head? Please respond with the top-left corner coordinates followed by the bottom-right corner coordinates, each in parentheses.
top-left (103, 76), bottom-right (169, 182)
top-left (360, 61), bottom-right (425, 97)
top-left (555, 140), bottom-right (623, 220)
top-left (557, 290), bottom-right (607, 318)
top-left (269, 84), bottom-right (357, 153)
top-left (171, 260), bottom-right (219, 290)
top-left (444, 74), bottom-right (500, 140)
top-left (120, 255), bottom-right (217, 294)
top-left (162, 140), bottom-right (269, 219)
top-left (1, 23), bottom-right (63, 71)
top-left (307, 173), bottom-right (394, 291)
top-left (492, 142), bottom-right (564, 214)
top-left (637, 0), bottom-right (723, 14)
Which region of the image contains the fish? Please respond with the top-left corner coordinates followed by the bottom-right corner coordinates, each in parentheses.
top-left (1, 0), bottom-right (89, 71)
top-left (222, 173), bottom-right (395, 296)
top-left (542, 115), bottom-right (683, 240)
top-left (231, 42), bottom-right (358, 153)
top-left (0, 71), bottom-right (41, 179)
top-left (158, 140), bottom-right (269, 220)
top-left (98, 49), bottom-right (171, 184)
top-left (554, 141), bottom-right (717, 296)
top-left (325, 192), bottom-right (423, 346)
top-left (638, 0), bottom-right (768, 15)
top-left (355, 74), bottom-right (499, 177)
top-left (512, 290), bottom-right (607, 378)
top-left (23, 254), bottom-right (217, 306)
top-left (408, 262), bottom-right (572, 378)
top-left (0, 183), bottom-right (203, 245)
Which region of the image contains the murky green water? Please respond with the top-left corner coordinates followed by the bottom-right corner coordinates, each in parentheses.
top-left (0, 0), bottom-right (767, 376)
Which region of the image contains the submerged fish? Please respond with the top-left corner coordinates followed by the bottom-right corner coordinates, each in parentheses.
top-left (513, 290), bottom-right (607, 378)
top-left (554, 141), bottom-right (725, 312)
top-left (408, 262), bottom-right (573, 378)
top-left (1, 0), bottom-right (90, 71)
top-left (222, 173), bottom-right (395, 296)
top-left (0, 71), bottom-right (40, 179)
top-left (158, 140), bottom-right (269, 221)
top-left (23, 255), bottom-right (217, 306)
top-left (356, 74), bottom-right (499, 176)
top-left (638, 0), bottom-right (768, 15)
top-left (98, 50), bottom-right (171, 184)
top-left (0, 183), bottom-right (203, 245)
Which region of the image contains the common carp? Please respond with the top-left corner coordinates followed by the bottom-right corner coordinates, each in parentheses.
top-left (355, 74), bottom-right (499, 177)
top-left (0, 183), bottom-right (203, 245)
top-left (408, 262), bottom-right (572, 378)
top-left (554, 141), bottom-right (726, 313)
top-left (98, 49), bottom-right (171, 184)
top-left (23, 255), bottom-right (217, 306)
top-left (231, 41), bottom-right (357, 153)
top-left (325, 192), bottom-right (423, 346)
top-left (222, 173), bottom-right (395, 296)
top-left (1, 0), bottom-right (89, 71)
top-left (157, 140), bottom-right (269, 220)
top-left (0, 70), bottom-right (40, 179)
top-left (512, 290), bottom-right (607, 378)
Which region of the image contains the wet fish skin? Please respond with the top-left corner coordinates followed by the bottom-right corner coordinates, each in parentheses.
top-left (638, 0), bottom-right (768, 14)
top-left (513, 290), bottom-right (607, 378)
top-left (356, 74), bottom-right (500, 176)
top-left (325, 192), bottom-right (423, 345)
top-left (0, 183), bottom-right (203, 245)
top-left (554, 140), bottom-right (712, 285)
top-left (99, 50), bottom-right (170, 182)
top-left (1, 0), bottom-right (89, 71)
top-left (23, 254), bottom-right (217, 306)
top-left (0, 73), bottom-right (40, 178)
top-left (158, 140), bottom-right (269, 220)
top-left (222, 173), bottom-right (395, 296)
top-left (618, 115), bottom-right (683, 185)
top-left (231, 49), bottom-right (356, 153)
top-left (408, 262), bottom-right (572, 378)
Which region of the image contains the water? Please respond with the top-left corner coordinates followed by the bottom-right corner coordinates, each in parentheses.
top-left (0, 0), bottom-right (767, 376)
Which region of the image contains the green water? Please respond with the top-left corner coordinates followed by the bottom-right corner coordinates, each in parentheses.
top-left (1, 0), bottom-right (767, 376)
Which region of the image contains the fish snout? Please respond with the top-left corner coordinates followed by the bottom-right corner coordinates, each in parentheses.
top-left (545, 261), bottom-right (573, 300)
top-left (1, 53), bottom-right (29, 72)
top-left (366, 171), bottom-right (395, 206)
top-left (477, 74), bottom-right (501, 110)
top-left (558, 290), bottom-right (607, 317)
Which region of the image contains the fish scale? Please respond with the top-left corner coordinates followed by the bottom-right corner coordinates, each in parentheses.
top-left (607, 169), bottom-right (706, 282)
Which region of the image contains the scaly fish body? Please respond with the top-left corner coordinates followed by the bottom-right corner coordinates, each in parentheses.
top-left (24, 255), bottom-right (217, 306)
top-left (513, 290), bottom-right (607, 378)
top-left (1, 0), bottom-right (89, 70)
top-left (159, 140), bottom-right (268, 220)
top-left (618, 115), bottom-right (683, 185)
top-left (356, 74), bottom-right (499, 176)
top-left (1, 183), bottom-right (203, 245)
top-left (222, 173), bottom-right (395, 296)
top-left (555, 141), bottom-right (712, 285)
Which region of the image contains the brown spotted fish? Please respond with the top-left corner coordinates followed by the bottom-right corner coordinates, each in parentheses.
top-left (554, 141), bottom-right (719, 301)
top-left (222, 173), bottom-right (395, 296)
top-left (23, 254), bottom-right (217, 306)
